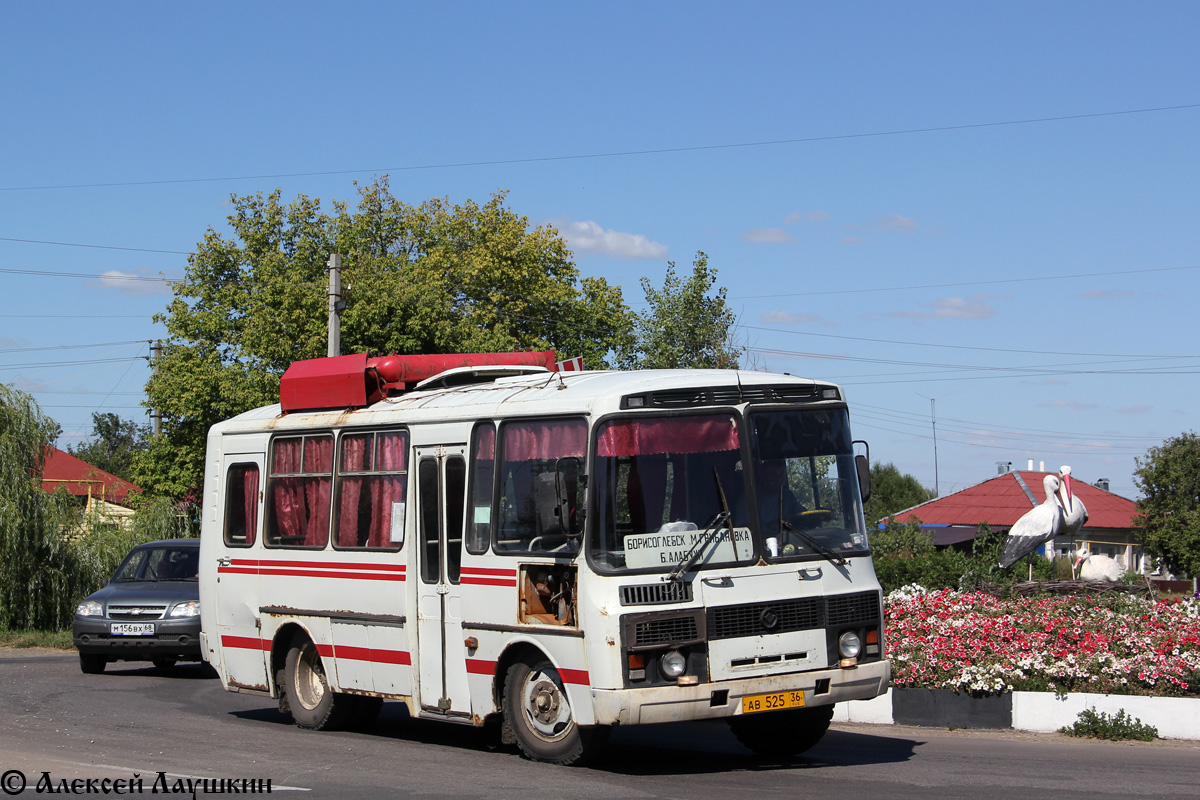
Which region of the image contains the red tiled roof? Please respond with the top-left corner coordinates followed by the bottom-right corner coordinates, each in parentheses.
top-left (890, 471), bottom-right (1137, 531)
top-left (40, 447), bottom-right (141, 506)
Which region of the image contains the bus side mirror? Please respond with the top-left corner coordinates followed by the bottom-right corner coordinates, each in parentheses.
top-left (853, 440), bottom-right (871, 503)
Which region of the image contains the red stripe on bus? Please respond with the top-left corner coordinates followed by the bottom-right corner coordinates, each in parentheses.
top-left (231, 559), bottom-right (405, 572)
top-left (460, 577), bottom-right (517, 587)
top-left (316, 643), bottom-right (335, 658)
top-left (464, 659), bottom-right (588, 685)
top-left (334, 645), bottom-right (412, 666)
top-left (220, 635), bottom-right (270, 651)
top-left (220, 566), bottom-right (405, 582)
top-left (459, 567), bottom-right (517, 577)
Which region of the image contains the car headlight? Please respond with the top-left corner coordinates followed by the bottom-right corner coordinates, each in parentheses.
top-left (660, 649), bottom-right (687, 679)
top-left (76, 600), bottom-right (104, 617)
top-left (838, 631), bottom-right (862, 659)
top-left (168, 601), bottom-right (200, 618)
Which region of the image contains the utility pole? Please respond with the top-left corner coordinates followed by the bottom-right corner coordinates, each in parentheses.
top-left (149, 339), bottom-right (163, 436)
top-left (327, 253), bottom-right (343, 358)
top-left (930, 398), bottom-right (939, 497)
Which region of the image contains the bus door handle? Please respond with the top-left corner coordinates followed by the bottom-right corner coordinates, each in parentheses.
top-left (797, 567), bottom-right (822, 580)
top-left (217, 557), bottom-right (231, 567)
top-left (701, 576), bottom-right (732, 587)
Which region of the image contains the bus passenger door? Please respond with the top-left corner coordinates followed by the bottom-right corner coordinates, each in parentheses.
top-left (413, 445), bottom-right (472, 718)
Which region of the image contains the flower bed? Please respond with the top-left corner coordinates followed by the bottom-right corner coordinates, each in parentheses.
top-left (884, 586), bottom-right (1200, 697)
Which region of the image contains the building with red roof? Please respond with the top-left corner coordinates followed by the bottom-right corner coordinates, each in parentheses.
top-left (887, 468), bottom-right (1142, 572)
top-left (40, 446), bottom-right (141, 511)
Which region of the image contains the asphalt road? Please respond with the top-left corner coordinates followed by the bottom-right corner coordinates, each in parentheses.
top-left (1, 648), bottom-right (1197, 799)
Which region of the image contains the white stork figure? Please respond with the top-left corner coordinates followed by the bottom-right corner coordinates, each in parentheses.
top-left (1073, 546), bottom-right (1124, 581)
top-left (1057, 465), bottom-right (1089, 538)
top-left (999, 474), bottom-right (1064, 569)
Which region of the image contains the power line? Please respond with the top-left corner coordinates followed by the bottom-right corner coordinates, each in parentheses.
top-left (0, 356), bottom-right (147, 371)
top-left (3, 103), bottom-right (1197, 192)
top-left (0, 339), bottom-right (149, 354)
top-left (0, 267), bottom-right (174, 283)
top-left (0, 236), bottom-right (188, 255)
top-left (733, 264), bottom-right (1200, 300)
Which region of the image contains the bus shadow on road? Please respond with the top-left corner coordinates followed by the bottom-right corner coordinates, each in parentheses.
top-left (230, 703), bottom-right (919, 773)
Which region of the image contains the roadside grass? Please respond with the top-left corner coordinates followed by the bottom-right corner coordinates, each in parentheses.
top-left (0, 628), bottom-right (73, 650)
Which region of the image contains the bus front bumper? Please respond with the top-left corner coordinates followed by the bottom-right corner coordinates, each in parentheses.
top-left (591, 659), bottom-right (890, 726)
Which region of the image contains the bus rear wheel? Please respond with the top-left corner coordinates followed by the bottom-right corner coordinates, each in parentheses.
top-left (284, 634), bottom-right (353, 731)
top-left (503, 656), bottom-right (608, 766)
top-left (729, 705), bottom-right (834, 758)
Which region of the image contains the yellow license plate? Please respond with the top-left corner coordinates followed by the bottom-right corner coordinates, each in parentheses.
top-left (741, 689), bottom-right (805, 714)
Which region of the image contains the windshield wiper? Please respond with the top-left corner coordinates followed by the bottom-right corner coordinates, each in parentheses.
top-left (665, 469), bottom-right (734, 584)
top-left (780, 520), bottom-right (847, 567)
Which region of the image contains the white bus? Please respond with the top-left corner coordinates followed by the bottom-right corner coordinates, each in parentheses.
top-left (199, 351), bottom-right (890, 765)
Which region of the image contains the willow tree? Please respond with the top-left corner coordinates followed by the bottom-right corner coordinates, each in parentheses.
top-left (136, 177), bottom-right (636, 498)
top-left (0, 384), bottom-right (79, 629)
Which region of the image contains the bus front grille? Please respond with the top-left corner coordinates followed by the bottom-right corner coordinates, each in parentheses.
top-left (619, 582), bottom-right (694, 606)
top-left (707, 591), bottom-right (879, 640)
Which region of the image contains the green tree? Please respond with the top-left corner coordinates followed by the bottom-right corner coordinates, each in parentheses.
top-left (622, 251), bottom-right (742, 370)
top-left (135, 178), bottom-right (635, 498)
top-left (1134, 432), bottom-right (1200, 577)
top-left (0, 384), bottom-right (79, 629)
top-left (68, 412), bottom-right (149, 482)
top-left (864, 462), bottom-right (936, 526)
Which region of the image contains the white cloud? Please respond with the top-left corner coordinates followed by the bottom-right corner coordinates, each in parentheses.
top-left (1080, 289), bottom-right (1136, 299)
top-left (887, 293), bottom-right (997, 321)
top-left (88, 269), bottom-right (175, 296)
top-left (743, 227), bottom-right (795, 244)
top-left (760, 310), bottom-right (825, 325)
top-left (783, 211), bottom-right (831, 225)
top-left (840, 235), bottom-right (864, 246)
top-left (1117, 405), bottom-right (1153, 414)
top-left (557, 219), bottom-right (668, 260)
top-left (879, 214), bottom-right (917, 232)
top-left (1036, 399), bottom-right (1099, 410)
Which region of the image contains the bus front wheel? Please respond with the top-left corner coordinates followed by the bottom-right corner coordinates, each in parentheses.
top-left (284, 634), bottom-right (353, 731)
top-left (729, 705), bottom-right (834, 758)
top-left (503, 656), bottom-right (608, 766)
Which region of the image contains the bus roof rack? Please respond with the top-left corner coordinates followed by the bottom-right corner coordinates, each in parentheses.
top-left (279, 350), bottom-right (558, 413)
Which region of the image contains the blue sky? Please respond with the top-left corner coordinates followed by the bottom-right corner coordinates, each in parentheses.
top-left (2, 2), bottom-right (1197, 499)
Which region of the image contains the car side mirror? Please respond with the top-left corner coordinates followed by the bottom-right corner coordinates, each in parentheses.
top-left (853, 440), bottom-right (871, 503)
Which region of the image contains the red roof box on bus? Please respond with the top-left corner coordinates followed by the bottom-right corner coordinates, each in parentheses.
top-left (279, 350), bottom-right (559, 413)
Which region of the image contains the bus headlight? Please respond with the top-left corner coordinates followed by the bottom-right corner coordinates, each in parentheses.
top-left (838, 631), bottom-right (862, 659)
top-left (660, 649), bottom-right (687, 679)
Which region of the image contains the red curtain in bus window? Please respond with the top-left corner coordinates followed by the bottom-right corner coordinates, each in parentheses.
top-left (376, 431), bottom-right (407, 471)
top-left (367, 476), bottom-right (405, 548)
top-left (596, 416), bottom-right (739, 457)
top-left (337, 435), bottom-right (370, 548)
top-left (503, 419), bottom-right (586, 460)
top-left (272, 440), bottom-right (305, 543)
top-left (302, 438), bottom-right (332, 547)
top-left (243, 465), bottom-right (260, 545)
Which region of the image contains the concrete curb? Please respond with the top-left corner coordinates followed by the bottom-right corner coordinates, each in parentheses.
top-left (834, 689), bottom-right (1200, 740)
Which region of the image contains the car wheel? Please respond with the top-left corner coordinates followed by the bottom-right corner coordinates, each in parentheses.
top-left (502, 655), bottom-right (608, 765)
top-left (152, 656), bottom-right (178, 671)
top-left (283, 633), bottom-right (353, 731)
top-left (728, 705), bottom-right (834, 758)
top-left (79, 653), bottom-right (107, 674)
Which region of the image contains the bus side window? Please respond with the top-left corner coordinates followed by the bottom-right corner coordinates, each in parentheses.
top-left (466, 424), bottom-right (494, 555)
top-left (333, 430), bottom-right (407, 551)
top-left (224, 463), bottom-right (260, 547)
top-left (266, 434), bottom-right (333, 548)
top-left (494, 418), bottom-right (586, 554)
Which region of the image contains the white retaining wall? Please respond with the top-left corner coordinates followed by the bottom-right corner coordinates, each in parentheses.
top-left (835, 689), bottom-right (1200, 740)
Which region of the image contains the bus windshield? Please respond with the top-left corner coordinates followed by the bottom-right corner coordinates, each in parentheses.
top-left (590, 412), bottom-right (753, 573)
top-left (588, 407), bottom-right (869, 573)
top-left (745, 407), bottom-right (869, 563)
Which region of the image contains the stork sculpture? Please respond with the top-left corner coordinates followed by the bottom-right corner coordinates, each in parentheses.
top-left (1073, 546), bottom-right (1124, 581)
top-left (1057, 465), bottom-right (1089, 539)
top-left (999, 474), bottom-right (1064, 570)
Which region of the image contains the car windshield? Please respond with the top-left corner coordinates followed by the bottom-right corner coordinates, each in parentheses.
top-left (745, 407), bottom-right (869, 562)
top-left (589, 412), bottom-right (754, 572)
top-left (112, 546), bottom-right (199, 582)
